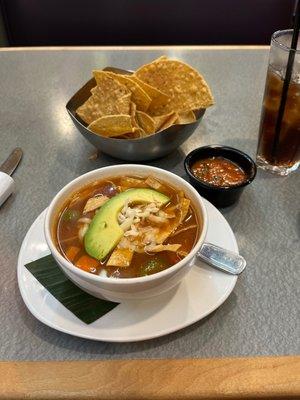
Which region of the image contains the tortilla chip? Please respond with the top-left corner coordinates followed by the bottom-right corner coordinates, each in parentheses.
top-left (153, 112), bottom-right (178, 132)
top-left (176, 110), bottom-right (196, 125)
top-left (76, 93), bottom-right (98, 125)
top-left (107, 248), bottom-right (134, 267)
top-left (88, 114), bottom-right (133, 137)
top-left (91, 72), bottom-right (130, 102)
top-left (125, 102), bottom-right (145, 138)
top-left (136, 129), bottom-right (148, 138)
top-left (130, 74), bottom-right (171, 117)
top-left (155, 56), bottom-right (168, 62)
top-left (97, 71), bottom-right (151, 112)
top-left (135, 57), bottom-right (214, 115)
top-left (77, 91), bottom-right (130, 126)
top-left (135, 111), bottom-right (155, 134)
top-left (157, 113), bottom-right (178, 132)
top-left (93, 70), bottom-right (129, 94)
top-left (129, 101), bottom-right (138, 129)
top-left (117, 130), bottom-right (143, 139)
top-left (117, 128), bottom-right (145, 139)
top-left (115, 93), bottom-right (132, 114)
top-left (76, 74), bottom-right (131, 125)
top-left (130, 75), bottom-right (169, 102)
top-left (130, 101), bottom-right (137, 120)
top-left (91, 87), bottom-right (131, 116)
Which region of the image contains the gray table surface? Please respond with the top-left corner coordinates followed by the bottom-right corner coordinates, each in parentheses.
top-left (0, 48), bottom-right (299, 361)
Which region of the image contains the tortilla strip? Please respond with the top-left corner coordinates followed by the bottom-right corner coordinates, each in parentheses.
top-left (107, 248), bottom-right (134, 267)
top-left (83, 195), bottom-right (109, 214)
top-left (155, 198), bottom-right (190, 244)
top-left (145, 176), bottom-right (163, 190)
top-left (180, 198), bottom-right (190, 223)
top-left (119, 176), bottom-right (147, 189)
top-left (146, 244), bottom-right (181, 252)
top-left (170, 224), bottom-right (197, 237)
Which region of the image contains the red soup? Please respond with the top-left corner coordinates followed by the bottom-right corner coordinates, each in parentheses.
top-left (55, 175), bottom-right (201, 278)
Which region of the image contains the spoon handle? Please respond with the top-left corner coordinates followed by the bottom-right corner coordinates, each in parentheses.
top-left (197, 243), bottom-right (246, 275)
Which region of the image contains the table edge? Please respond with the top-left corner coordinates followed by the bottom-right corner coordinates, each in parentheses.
top-left (0, 45), bottom-right (269, 51)
top-left (1, 355), bottom-right (299, 399)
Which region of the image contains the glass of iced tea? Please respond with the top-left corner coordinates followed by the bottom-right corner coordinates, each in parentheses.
top-left (257, 30), bottom-right (300, 175)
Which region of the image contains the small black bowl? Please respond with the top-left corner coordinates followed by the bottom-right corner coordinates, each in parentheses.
top-left (184, 145), bottom-right (257, 208)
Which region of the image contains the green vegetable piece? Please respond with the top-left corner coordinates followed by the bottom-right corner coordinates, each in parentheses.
top-left (63, 209), bottom-right (80, 222)
top-left (140, 257), bottom-right (168, 276)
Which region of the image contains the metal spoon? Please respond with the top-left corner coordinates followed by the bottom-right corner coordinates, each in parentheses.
top-left (197, 243), bottom-right (246, 275)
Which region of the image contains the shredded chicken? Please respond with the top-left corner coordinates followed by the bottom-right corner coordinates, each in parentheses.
top-left (118, 201), bottom-right (161, 232)
top-left (119, 215), bottom-right (135, 232)
top-left (98, 269), bottom-right (108, 278)
top-left (78, 224), bottom-right (89, 242)
top-left (115, 193), bottom-right (192, 258)
top-left (147, 214), bottom-right (168, 224)
top-left (124, 224), bottom-right (139, 237)
top-left (77, 217), bottom-right (92, 224)
top-left (177, 250), bottom-right (188, 257)
top-left (158, 210), bottom-right (175, 219)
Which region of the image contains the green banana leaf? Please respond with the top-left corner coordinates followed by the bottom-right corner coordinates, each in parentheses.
top-left (25, 254), bottom-right (118, 324)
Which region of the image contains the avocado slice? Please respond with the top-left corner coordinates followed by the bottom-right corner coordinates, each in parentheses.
top-left (84, 188), bottom-right (170, 260)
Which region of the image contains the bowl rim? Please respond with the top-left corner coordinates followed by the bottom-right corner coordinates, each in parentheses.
top-left (184, 144), bottom-right (257, 191)
top-left (44, 165), bottom-right (208, 285)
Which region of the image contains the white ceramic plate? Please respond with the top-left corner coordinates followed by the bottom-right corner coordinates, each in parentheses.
top-left (18, 199), bottom-right (238, 342)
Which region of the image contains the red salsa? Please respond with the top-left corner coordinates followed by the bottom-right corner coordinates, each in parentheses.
top-left (191, 157), bottom-right (247, 187)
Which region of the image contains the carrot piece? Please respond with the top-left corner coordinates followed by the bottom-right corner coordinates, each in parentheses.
top-left (65, 246), bottom-right (81, 262)
top-left (76, 255), bottom-right (99, 272)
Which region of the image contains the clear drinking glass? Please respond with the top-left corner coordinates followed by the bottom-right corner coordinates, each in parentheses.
top-left (256, 30), bottom-right (300, 175)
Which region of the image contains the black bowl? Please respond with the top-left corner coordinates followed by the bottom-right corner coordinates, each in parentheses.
top-left (184, 145), bottom-right (257, 208)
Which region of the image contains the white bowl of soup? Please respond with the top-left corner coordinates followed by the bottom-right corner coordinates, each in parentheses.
top-left (45, 165), bottom-right (207, 302)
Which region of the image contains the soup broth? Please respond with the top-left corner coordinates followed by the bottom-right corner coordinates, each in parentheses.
top-left (55, 175), bottom-right (200, 278)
